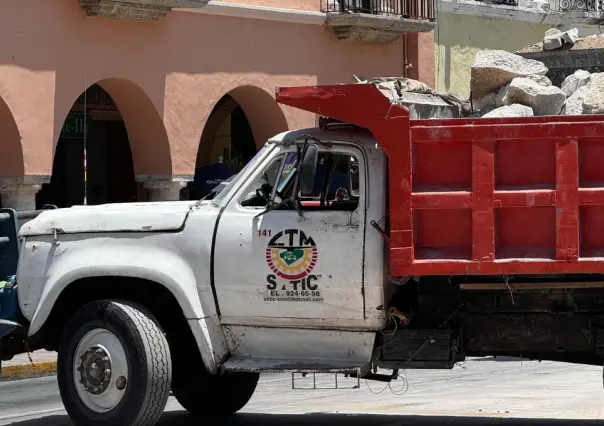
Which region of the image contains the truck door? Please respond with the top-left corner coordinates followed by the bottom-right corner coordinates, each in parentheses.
top-left (213, 143), bottom-right (367, 328)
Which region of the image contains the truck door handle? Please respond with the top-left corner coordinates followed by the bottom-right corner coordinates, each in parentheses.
top-left (332, 224), bottom-right (359, 232)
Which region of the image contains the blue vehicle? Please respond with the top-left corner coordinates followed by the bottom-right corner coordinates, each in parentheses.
top-left (0, 206), bottom-right (57, 348)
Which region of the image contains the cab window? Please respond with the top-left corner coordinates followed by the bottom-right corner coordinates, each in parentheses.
top-left (239, 149), bottom-right (361, 212)
top-left (240, 154), bottom-right (288, 208)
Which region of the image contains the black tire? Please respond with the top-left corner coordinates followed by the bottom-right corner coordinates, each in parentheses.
top-left (172, 368), bottom-right (259, 416)
top-left (57, 300), bottom-right (172, 426)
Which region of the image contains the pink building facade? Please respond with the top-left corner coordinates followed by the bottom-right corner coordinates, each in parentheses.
top-left (0, 0), bottom-right (435, 210)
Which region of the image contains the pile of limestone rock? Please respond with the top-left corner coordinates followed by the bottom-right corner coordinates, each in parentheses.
top-left (542, 27), bottom-right (579, 51)
top-left (470, 49), bottom-right (604, 118)
top-left (355, 75), bottom-right (471, 119)
top-left (518, 27), bottom-right (604, 53)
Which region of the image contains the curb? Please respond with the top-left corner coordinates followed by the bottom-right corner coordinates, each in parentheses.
top-left (0, 361), bottom-right (57, 382)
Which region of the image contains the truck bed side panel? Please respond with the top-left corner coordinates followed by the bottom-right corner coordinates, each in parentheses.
top-left (276, 84), bottom-right (604, 276)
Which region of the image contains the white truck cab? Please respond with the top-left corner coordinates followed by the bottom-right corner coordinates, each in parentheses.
top-left (2, 126), bottom-right (392, 426)
top-left (3, 81), bottom-right (603, 426)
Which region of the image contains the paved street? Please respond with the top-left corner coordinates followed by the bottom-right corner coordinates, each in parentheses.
top-left (1, 358), bottom-right (604, 425)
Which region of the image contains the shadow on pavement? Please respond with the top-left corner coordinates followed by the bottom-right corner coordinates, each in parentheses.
top-left (5, 412), bottom-right (603, 426)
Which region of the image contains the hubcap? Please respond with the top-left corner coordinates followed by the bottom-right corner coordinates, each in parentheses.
top-left (73, 329), bottom-right (129, 413)
top-left (78, 346), bottom-right (112, 395)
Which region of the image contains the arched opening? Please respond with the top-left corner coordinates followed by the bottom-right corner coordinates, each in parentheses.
top-left (0, 95), bottom-right (28, 209)
top-left (39, 79), bottom-right (172, 208)
top-left (0, 96), bottom-right (25, 178)
top-left (188, 86), bottom-right (288, 200)
top-left (38, 84), bottom-right (136, 208)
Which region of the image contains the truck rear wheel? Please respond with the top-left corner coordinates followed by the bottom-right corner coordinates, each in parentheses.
top-left (57, 300), bottom-right (172, 426)
top-left (172, 369), bottom-right (259, 416)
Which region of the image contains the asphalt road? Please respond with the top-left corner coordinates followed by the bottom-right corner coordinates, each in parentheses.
top-left (1, 358), bottom-right (604, 425)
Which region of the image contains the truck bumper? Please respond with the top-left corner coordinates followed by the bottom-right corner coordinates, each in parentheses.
top-left (0, 319), bottom-right (19, 339)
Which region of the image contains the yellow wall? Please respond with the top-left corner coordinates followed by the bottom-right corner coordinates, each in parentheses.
top-left (435, 13), bottom-right (549, 97)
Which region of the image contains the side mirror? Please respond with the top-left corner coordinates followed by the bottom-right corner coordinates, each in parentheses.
top-left (299, 145), bottom-right (318, 197)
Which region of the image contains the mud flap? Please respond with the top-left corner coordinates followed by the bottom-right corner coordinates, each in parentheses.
top-left (378, 328), bottom-right (462, 369)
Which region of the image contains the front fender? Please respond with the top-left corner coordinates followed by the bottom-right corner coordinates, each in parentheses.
top-left (19, 235), bottom-right (228, 373)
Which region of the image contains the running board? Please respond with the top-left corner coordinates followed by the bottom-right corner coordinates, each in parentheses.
top-left (222, 356), bottom-right (368, 374)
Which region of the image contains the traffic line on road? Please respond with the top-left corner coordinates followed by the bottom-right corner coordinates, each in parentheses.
top-left (0, 361), bottom-right (57, 382)
top-left (0, 407), bottom-right (65, 421)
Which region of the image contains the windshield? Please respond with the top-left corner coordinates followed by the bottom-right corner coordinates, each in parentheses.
top-left (202, 175), bottom-right (235, 200)
top-left (211, 143), bottom-right (272, 206)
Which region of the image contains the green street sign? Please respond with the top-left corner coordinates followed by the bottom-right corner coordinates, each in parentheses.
top-left (61, 113), bottom-right (90, 139)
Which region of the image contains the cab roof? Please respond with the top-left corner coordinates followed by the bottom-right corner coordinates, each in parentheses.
top-left (268, 126), bottom-right (379, 151)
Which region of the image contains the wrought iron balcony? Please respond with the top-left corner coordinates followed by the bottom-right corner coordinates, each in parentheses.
top-left (321, 0), bottom-right (436, 44)
top-left (79, 0), bottom-right (209, 20)
top-left (558, 0), bottom-right (601, 11)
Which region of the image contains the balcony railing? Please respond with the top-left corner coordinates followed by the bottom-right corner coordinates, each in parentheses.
top-left (558, 0), bottom-right (601, 11)
top-left (322, 0), bottom-right (436, 22)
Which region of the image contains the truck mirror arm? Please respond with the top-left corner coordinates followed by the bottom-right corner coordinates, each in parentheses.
top-left (292, 143), bottom-right (309, 219)
top-left (254, 177), bottom-right (304, 221)
top-left (255, 134), bottom-right (328, 221)
top-left (293, 193), bottom-right (304, 218)
top-left (370, 219), bottom-right (389, 244)
top-left (253, 196), bottom-right (294, 220)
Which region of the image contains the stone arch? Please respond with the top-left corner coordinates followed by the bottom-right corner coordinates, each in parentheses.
top-left (0, 95), bottom-right (25, 177)
top-left (196, 85), bottom-right (289, 169)
top-left (54, 78), bottom-right (172, 176)
top-left (228, 85), bottom-right (289, 149)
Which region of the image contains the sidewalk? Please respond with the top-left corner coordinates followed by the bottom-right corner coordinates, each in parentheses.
top-left (1, 350), bottom-right (57, 381)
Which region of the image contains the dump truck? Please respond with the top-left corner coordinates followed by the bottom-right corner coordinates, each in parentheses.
top-left (2, 81), bottom-right (604, 425)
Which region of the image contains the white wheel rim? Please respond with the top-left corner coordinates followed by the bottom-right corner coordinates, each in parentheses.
top-left (73, 328), bottom-right (129, 413)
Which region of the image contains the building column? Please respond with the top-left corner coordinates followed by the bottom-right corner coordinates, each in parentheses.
top-left (0, 177), bottom-right (49, 211)
top-left (136, 175), bottom-right (191, 202)
top-left (406, 32), bottom-right (436, 89)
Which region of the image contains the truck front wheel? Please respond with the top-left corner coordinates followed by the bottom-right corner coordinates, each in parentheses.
top-left (172, 369), bottom-right (259, 416)
top-left (57, 300), bottom-right (172, 426)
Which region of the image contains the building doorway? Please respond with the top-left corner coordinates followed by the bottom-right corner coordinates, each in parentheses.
top-left (37, 84), bottom-right (137, 208)
top-left (187, 95), bottom-right (257, 200)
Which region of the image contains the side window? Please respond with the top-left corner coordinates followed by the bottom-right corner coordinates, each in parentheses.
top-left (240, 153), bottom-right (298, 208)
top-left (238, 149), bottom-right (362, 212)
top-left (275, 151), bottom-right (361, 212)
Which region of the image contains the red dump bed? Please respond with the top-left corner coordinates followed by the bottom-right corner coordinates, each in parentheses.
top-left (276, 83), bottom-right (604, 277)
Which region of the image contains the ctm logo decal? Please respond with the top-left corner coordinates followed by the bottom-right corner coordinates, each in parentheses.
top-left (263, 229), bottom-right (323, 303)
top-left (265, 229), bottom-right (317, 280)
